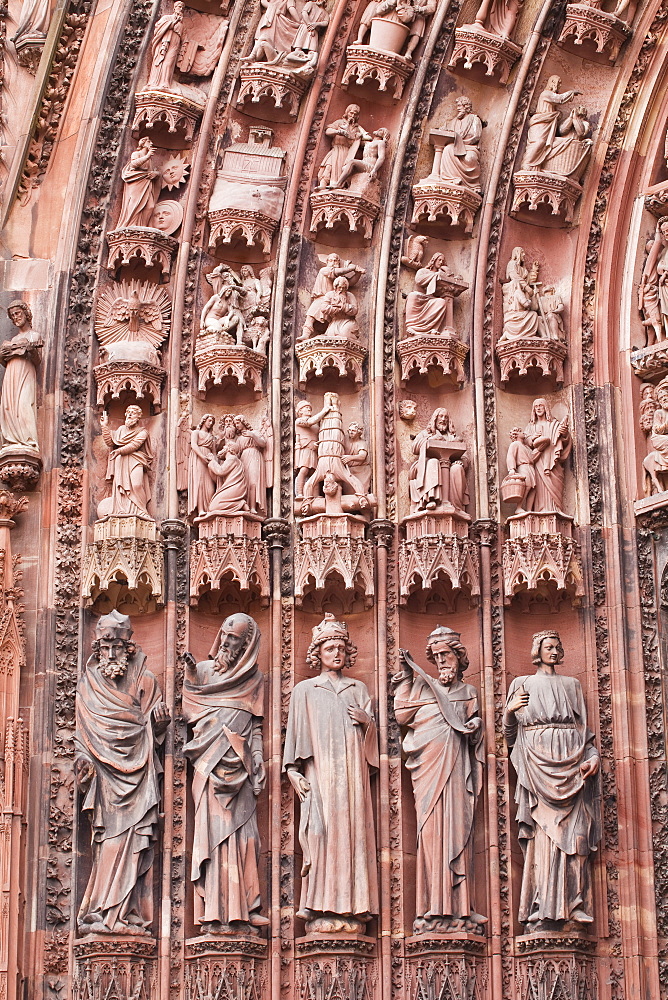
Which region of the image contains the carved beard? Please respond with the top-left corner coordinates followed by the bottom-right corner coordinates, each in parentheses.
top-left (99, 651), bottom-right (130, 679)
top-left (438, 668), bottom-right (457, 687)
top-left (213, 646), bottom-right (241, 674)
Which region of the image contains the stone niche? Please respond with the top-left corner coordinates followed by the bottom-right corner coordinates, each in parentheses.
top-left (295, 512), bottom-right (375, 611)
top-left (106, 227), bottom-right (178, 283)
top-left (184, 933), bottom-right (266, 1000)
top-left (496, 338), bottom-right (568, 385)
top-left (207, 127), bottom-right (287, 261)
top-left (237, 63), bottom-right (312, 122)
top-left (342, 13), bottom-right (417, 102)
top-left (502, 511), bottom-right (585, 608)
top-left (133, 89), bottom-right (205, 147)
top-left (189, 512), bottom-right (270, 607)
top-left (558, 2), bottom-right (632, 62)
top-left (399, 510), bottom-right (480, 609)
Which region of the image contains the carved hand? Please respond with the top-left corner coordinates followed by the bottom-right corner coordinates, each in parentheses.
top-left (183, 651), bottom-right (196, 676)
top-left (348, 705), bottom-right (369, 726)
top-left (252, 755), bottom-right (266, 794)
top-left (287, 767), bottom-right (310, 801)
top-left (466, 716), bottom-right (483, 735)
top-left (75, 757), bottom-right (95, 791)
top-left (506, 685), bottom-right (529, 715)
top-left (152, 702), bottom-right (172, 735)
top-left (580, 757), bottom-right (599, 779)
top-left (100, 411), bottom-right (109, 428)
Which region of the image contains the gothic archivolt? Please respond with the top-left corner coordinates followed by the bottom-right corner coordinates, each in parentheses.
top-left (0, 0), bottom-right (667, 996)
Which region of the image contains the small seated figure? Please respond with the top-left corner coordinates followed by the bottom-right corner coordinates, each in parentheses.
top-left (405, 253), bottom-right (461, 338)
top-left (248, 315), bottom-right (271, 354)
top-left (409, 407), bottom-right (469, 514)
top-left (644, 395), bottom-right (668, 496)
top-left (300, 275), bottom-right (360, 341)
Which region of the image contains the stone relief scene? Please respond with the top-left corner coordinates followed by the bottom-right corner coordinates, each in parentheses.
top-left (0, 0), bottom-right (667, 997)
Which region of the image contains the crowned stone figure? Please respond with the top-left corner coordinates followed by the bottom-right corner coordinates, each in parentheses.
top-left (75, 612), bottom-right (171, 935)
top-left (283, 613), bottom-right (379, 933)
top-left (504, 631), bottom-right (601, 930)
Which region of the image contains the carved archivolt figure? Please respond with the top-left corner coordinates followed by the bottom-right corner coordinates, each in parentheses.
top-left (0, 301), bottom-right (42, 456)
top-left (242, 0), bottom-right (300, 63)
top-left (643, 378), bottom-right (668, 495)
top-left (356, 0), bottom-right (435, 56)
top-left (521, 78), bottom-right (591, 175)
top-left (283, 614), bottom-right (378, 933)
top-left (188, 414), bottom-right (217, 517)
top-left (343, 421), bottom-right (371, 493)
top-left (409, 407), bottom-right (469, 514)
top-left (147, 1), bottom-right (185, 91)
top-left (227, 414), bottom-right (268, 515)
top-left (317, 105), bottom-right (373, 190)
top-left (522, 398), bottom-right (571, 513)
top-left (432, 97), bottom-right (482, 192)
top-left (286, 0), bottom-right (329, 70)
top-left (183, 614), bottom-right (268, 932)
top-left (294, 399), bottom-right (329, 498)
top-left (393, 628), bottom-right (485, 934)
top-left (116, 139), bottom-right (161, 230)
top-left (498, 250), bottom-right (565, 344)
top-left (504, 631), bottom-right (601, 929)
top-left (98, 406), bottom-right (152, 520)
top-left (300, 254), bottom-right (365, 341)
top-left (301, 392), bottom-right (370, 514)
top-left (405, 253), bottom-right (461, 337)
top-left (75, 612), bottom-right (171, 935)
top-left (502, 427), bottom-right (538, 513)
top-left (10, 0), bottom-right (51, 53)
top-left (206, 446), bottom-right (249, 515)
top-left (471, 0), bottom-right (523, 38)
top-left (638, 216), bottom-right (668, 346)
top-left (336, 128), bottom-right (389, 197)
top-left (200, 265), bottom-right (247, 344)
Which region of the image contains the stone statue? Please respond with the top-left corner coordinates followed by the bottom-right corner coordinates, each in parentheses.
top-left (98, 406), bottom-right (153, 520)
top-left (0, 301), bottom-right (43, 457)
top-left (638, 216), bottom-right (668, 346)
top-left (188, 414), bottom-right (217, 518)
top-left (335, 128), bottom-right (390, 197)
top-left (205, 444), bottom-right (249, 516)
top-left (409, 408), bottom-right (469, 514)
top-left (343, 422), bottom-right (371, 493)
top-left (242, 0), bottom-right (301, 64)
top-left (521, 79), bottom-right (591, 175)
top-left (75, 611), bottom-right (171, 934)
top-left (299, 254), bottom-right (365, 341)
top-left (116, 139), bottom-right (161, 230)
top-left (226, 415), bottom-right (268, 515)
top-left (639, 382), bottom-right (658, 435)
top-left (522, 398), bottom-right (571, 513)
top-left (301, 392), bottom-right (370, 515)
top-left (405, 253), bottom-right (463, 338)
top-left (295, 399), bottom-right (329, 498)
top-left (317, 105), bottom-right (373, 190)
top-left (393, 628), bottom-right (485, 934)
top-left (504, 631), bottom-right (601, 929)
top-left (398, 399), bottom-right (417, 421)
top-left (498, 250), bottom-right (566, 344)
top-left (10, 0), bottom-right (51, 59)
top-left (286, 0), bottom-right (329, 71)
top-left (643, 377), bottom-right (668, 495)
top-left (502, 427), bottom-right (538, 513)
top-left (147, 1), bottom-right (185, 91)
top-left (471, 0), bottom-right (523, 38)
top-left (200, 265), bottom-right (248, 344)
top-left (183, 614), bottom-right (268, 932)
top-left (429, 97), bottom-right (482, 192)
top-left (356, 0), bottom-right (435, 56)
top-left (283, 614), bottom-right (379, 933)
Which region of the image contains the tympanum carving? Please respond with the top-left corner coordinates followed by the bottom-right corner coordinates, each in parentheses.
top-left (449, 0), bottom-right (522, 83)
top-left (283, 614), bottom-right (378, 933)
top-left (207, 127), bottom-right (286, 260)
top-left (310, 106), bottom-right (389, 243)
top-left (75, 611), bottom-right (171, 934)
top-left (496, 248), bottom-right (568, 384)
top-left (504, 631), bottom-right (601, 930)
top-left (0, 301), bottom-right (43, 490)
top-left (237, 0), bottom-right (329, 120)
top-left (393, 629), bottom-right (486, 934)
top-left (398, 252), bottom-right (469, 385)
top-left (512, 79), bottom-right (594, 224)
top-left (183, 614), bottom-right (268, 933)
top-left (411, 97), bottom-right (483, 236)
top-left (296, 254), bottom-right (367, 387)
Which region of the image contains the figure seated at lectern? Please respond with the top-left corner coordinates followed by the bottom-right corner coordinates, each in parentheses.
top-left (409, 407), bottom-right (469, 514)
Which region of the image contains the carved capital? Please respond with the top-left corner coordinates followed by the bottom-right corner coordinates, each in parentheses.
top-left (0, 450), bottom-right (41, 492)
top-left (369, 518), bottom-right (394, 548)
top-left (472, 518), bottom-right (497, 547)
top-left (262, 518), bottom-right (291, 548)
top-left (160, 518), bottom-right (187, 549)
top-left (0, 491), bottom-right (29, 524)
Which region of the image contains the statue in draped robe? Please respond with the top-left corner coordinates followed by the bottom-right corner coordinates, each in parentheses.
top-left (434, 97), bottom-right (482, 192)
top-left (393, 627), bottom-right (486, 934)
top-left (75, 612), bottom-right (171, 934)
top-left (523, 398), bottom-right (571, 513)
top-left (98, 406), bottom-right (153, 519)
top-left (283, 614), bottom-right (379, 933)
top-left (183, 614), bottom-right (268, 932)
top-left (0, 301), bottom-right (42, 457)
top-left (409, 408), bottom-right (469, 513)
top-left (116, 139), bottom-right (161, 230)
top-left (504, 631), bottom-right (601, 929)
top-left (147, 1), bottom-right (185, 91)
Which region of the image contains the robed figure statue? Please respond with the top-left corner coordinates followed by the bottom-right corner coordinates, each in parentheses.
top-left (393, 627), bottom-right (486, 934)
top-left (283, 614), bottom-right (379, 933)
top-left (75, 612), bottom-right (171, 935)
top-left (504, 630), bottom-right (601, 930)
top-left (183, 613), bottom-right (268, 932)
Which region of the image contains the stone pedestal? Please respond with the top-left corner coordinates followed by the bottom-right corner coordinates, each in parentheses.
top-left (558, 4), bottom-right (631, 61)
top-left (207, 209), bottom-right (278, 260)
top-left (399, 510), bottom-right (479, 608)
top-left (342, 44), bottom-right (414, 100)
top-left (237, 64), bottom-right (311, 121)
top-left (106, 227), bottom-right (178, 282)
top-left (93, 359), bottom-right (166, 410)
top-left (515, 934), bottom-right (597, 1000)
top-left (496, 337), bottom-right (568, 384)
top-left (296, 934), bottom-right (377, 1000)
top-left (448, 26), bottom-right (522, 84)
top-left (405, 934), bottom-right (486, 1000)
top-left (190, 512), bottom-right (269, 605)
top-left (630, 341), bottom-right (668, 379)
top-left (309, 189), bottom-right (380, 244)
top-left (132, 89), bottom-right (205, 145)
top-left (295, 335), bottom-right (367, 388)
top-left (295, 513), bottom-right (374, 609)
top-left (194, 337), bottom-right (267, 397)
top-left (511, 171), bottom-right (584, 226)
top-left (0, 448), bottom-right (41, 491)
top-left (184, 935), bottom-right (266, 1000)
top-left (411, 181), bottom-right (482, 236)
top-left (502, 511), bottom-right (585, 606)
top-left (397, 334), bottom-right (469, 385)
top-left (73, 935), bottom-right (157, 1000)
top-left (81, 516), bottom-right (164, 607)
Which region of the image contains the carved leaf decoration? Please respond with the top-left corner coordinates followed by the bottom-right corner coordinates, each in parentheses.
top-left (95, 280), bottom-right (171, 348)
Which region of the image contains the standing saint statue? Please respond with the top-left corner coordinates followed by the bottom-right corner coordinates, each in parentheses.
top-left (504, 631), bottom-right (601, 929)
top-left (147, 1), bottom-right (185, 91)
top-left (183, 614), bottom-right (268, 932)
top-left (523, 398), bottom-right (571, 513)
top-left (283, 614), bottom-right (379, 933)
top-left (75, 611), bottom-right (171, 934)
top-left (116, 139), bottom-right (161, 230)
top-left (0, 301), bottom-right (43, 457)
top-left (98, 406), bottom-right (153, 520)
top-left (393, 628), bottom-right (486, 934)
